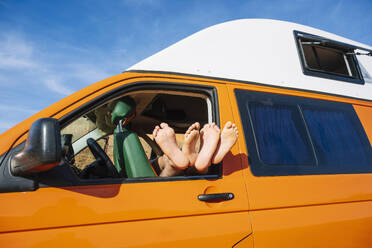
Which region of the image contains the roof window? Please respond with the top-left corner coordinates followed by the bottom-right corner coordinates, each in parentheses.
top-left (294, 31), bottom-right (365, 84)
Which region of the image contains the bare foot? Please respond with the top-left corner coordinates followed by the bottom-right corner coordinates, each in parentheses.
top-left (153, 123), bottom-right (189, 170)
top-left (195, 123), bottom-right (220, 172)
top-left (158, 155), bottom-right (183, 177)
top-left (212, 121), bottom-right (238, 164)
top-left (182, 122), bottom-right (200, 166)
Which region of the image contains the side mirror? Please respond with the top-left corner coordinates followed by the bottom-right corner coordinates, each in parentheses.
top-left (11, 118), bottom-right (62, 176)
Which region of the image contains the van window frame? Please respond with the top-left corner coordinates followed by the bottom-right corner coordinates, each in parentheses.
top-left (294, 30), bottom-right (365, 85)
top-left (235, 89), bottom-right (372, 176)
top-left (4, 81), bottom-right (222, 190)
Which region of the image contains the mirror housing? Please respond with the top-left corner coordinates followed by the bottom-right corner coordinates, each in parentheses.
top-left (11, 118), bottom-right (62, 176)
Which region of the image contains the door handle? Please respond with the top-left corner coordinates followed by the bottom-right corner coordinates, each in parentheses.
top-left (198, 193), bottom-right (234, 202)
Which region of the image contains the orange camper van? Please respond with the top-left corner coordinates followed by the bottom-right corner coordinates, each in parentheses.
top-left (1, 19), bottom-right (372, 247)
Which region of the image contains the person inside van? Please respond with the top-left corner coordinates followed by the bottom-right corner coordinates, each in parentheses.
top-left (153, 121), bottom-right (239, 177)
top-left (95, 96), bottom-right (238, 178)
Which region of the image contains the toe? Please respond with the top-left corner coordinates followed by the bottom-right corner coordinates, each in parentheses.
top-left (202, 124), bottom-right (209, 131)
top-left (233, 124), bottom-right (238, 132)
top-left (186, 128), bottom-right (191, 135)
top-left (153, 126), bottom-right (159, 137)
top-left (224, 121), bottom-right (232, 129)
top-left (189, 130), bottom-right (197, 138)
top-left (191, 123), bottom-right (197, 130)
top-left (185, 131), bottom-right (190, 139)
top-left (195, 122), bottom-right (200, 130)
top-left (187, 123), bottom-right (196, 133)
top-left (160, 123), bottom-right (168, 129)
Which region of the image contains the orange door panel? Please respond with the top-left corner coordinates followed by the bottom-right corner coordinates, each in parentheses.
top-left (0, 78), bottom-right (251, 247)
top-left (0, 212), bottom-right (251, 248)
top-left (250, 201), bottom-right (372, 247)
top-left (227, 83), bottom-right (372, 247)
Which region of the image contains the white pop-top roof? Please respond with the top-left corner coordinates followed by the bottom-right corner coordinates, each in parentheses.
top-left (129, 19), bottom-right (372, 101)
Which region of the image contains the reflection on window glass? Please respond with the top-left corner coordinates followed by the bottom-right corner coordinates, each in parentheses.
top-left (302, 44), bottom-right (351, 76)
top-left (74, 136), bottom-right (112, 170)
top-left (61, 116), bottom-right (97, 143)
top-left (302, 106), bottom-right (371, 167)
top-left (235, 89), bottom-right (372, 176)
top-left (314, 46), bottom-right (349, 75)
top-left (249, 102), bottom-right (314, 165)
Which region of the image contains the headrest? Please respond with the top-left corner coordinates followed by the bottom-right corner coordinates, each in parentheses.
top-left (111, 96), bottom-right (136, 126)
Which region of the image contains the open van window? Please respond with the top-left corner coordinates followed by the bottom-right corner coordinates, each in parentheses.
top-left (294, 31), bottom-right (364, 84)
top-left (58, 88), bottom-right (219, 182)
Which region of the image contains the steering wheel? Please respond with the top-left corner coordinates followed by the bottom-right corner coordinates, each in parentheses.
top-left (79, 138), bottom-right (119, 179)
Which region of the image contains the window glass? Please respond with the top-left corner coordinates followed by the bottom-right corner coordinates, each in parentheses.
top-left (295, 31), bottom-right (364, 84)
top-left (302, 41), bottom-right (357, 77)
top-left (302, 44), bottom-right (321, 70)
top-left (58, 90), bottom-right (215, 181)
top-left (139, 135), bottom-right (152, 159)
top-left (61, 116), bottom-right (96, 143)
top-left (302, 106), bottom-right (371, 167)
top-left (74, 136), bottom-right (112, 170)
top-left (235, 89), bottom-right (372, 176)
top-left (249, 102), bottom-right (314, 165)
top-left (315, 46), bottom-right (350, 76)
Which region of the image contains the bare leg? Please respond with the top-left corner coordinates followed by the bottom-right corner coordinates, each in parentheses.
top-left (212, 121), bottom-right (239, 164)
top-left (158, 155), bottom-right (183, 177)
top-left (153, 123), bottom-right (189, 170)
top-left (195, 123), bottom-right (220, 172)
top-left (182, 122), bottom-right (200, 166)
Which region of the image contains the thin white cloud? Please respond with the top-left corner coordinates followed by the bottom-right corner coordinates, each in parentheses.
top-left (44, 79), bottom-right (74, 96)
top-left (0, 33), bottom-right (113, 97)
top-left (0, 34), bottom-right (39, 69)
top-left (330, 1), bottom-right (344, 20)
top-left (0, 104), bottom-right (38, 114)
top-left (67, 63), bottom-right (112, 85)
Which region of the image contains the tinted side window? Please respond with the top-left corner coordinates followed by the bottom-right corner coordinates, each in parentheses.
top-left (235, 89), bottom-right (372, 176)
top-left (249, 102), bottom-right (314, 166)
top-left (302, 105), bottom-right (371, 168)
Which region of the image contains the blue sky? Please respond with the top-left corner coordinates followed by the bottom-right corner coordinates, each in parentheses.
top-left (0, 0), bottom-right (371, 134)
